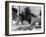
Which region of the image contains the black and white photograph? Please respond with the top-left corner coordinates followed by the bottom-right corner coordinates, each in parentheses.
top-left (5, 1), bottom-right (45, 36)
top-left (12, 6), bottom-right (41, 31)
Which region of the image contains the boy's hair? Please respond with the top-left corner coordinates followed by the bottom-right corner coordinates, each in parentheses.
top-left (12, 8), bottom-right (18, 13)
